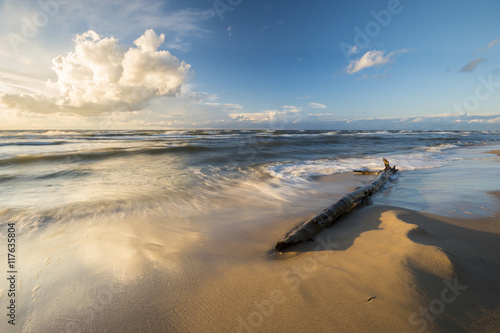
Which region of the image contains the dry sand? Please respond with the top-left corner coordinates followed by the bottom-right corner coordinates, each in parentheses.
top-left (22, 203), bottom-right (500, 333)
top-left (6, 147), bottom-right (500, 332)
top-left (173, 203), bottom-right (500, 333)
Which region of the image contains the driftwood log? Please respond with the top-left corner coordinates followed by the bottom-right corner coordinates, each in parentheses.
top-left (275, 158), bottom-right (397, 252)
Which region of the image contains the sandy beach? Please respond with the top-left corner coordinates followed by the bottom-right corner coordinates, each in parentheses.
top-left (2, 0), bottom-right (500, 331)
top-left (166, 146), bottom-right (500, 332)
top-left (3, 144), bottom-right (500, 333)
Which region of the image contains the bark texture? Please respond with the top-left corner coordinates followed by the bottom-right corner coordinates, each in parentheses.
top-left (275, 159), bottom-right (397, 252)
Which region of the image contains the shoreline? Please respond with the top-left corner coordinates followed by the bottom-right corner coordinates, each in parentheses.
top-left (4, 143), bottom-right (500, 332)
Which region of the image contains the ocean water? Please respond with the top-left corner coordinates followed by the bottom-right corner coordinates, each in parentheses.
top-left (2, 129), bottom-right (500, 332)
top-left (1, 129), bottom-right (499, 236)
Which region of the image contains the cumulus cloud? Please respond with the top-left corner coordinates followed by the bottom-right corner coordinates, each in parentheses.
top-left (51, 29), bottom-right (190, 106)
top-left (229, 103), bottom-right (332, 128)
top-left (222, 106), bottom-right (500, 130)
top-left (1, 29), bottom-right (191, 115)
top-left (345, 49), bottom-right (408, 74)
top-left (1, 93), bottom-right (59, 114)
top-left (309, 102), bottom-right (327, 109)
top-left (460, 58), bottom-right (485, 73)
top-left (229, 110), bottom-right (304, 128)
top-left (229, 105), bottom-right (311, 128)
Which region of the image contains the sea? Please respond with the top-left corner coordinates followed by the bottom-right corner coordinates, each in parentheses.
top-left (0, 130), bottom-right (500, 232)
top-left (2, 129), bottom-right (500, 332)
top-left (1, 129), bottom-right (499, 238)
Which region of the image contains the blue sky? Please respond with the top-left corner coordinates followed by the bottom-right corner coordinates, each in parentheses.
top-left (1, 0), bottom-right (500, 129)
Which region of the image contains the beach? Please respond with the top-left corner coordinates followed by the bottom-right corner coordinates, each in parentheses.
top-left (1, 131), bottom-right (499, 332)
top-left (2, 0), bottom-right (500, 331)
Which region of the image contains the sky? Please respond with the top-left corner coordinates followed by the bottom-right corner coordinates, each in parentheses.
top-left (1, 0), bottom-right (500, 130)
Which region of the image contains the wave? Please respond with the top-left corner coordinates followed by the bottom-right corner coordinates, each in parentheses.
top-left (264, 148), bottom-right (454, 181)
top-left (0, 185), bottom-right (231, 234)
top-left (0, 141), bottom-right (67, 147)
top-left (41, 130), bottom-right (81, 136)
top-left (0, 199), bottom-right (162, 234)
top-left (1, 130), bottom-right (497, 143)
top-left (352, 131), bottom-right (393, 135)
top-left (423, 143), bottom-right (459, 153)
top-left (0, 175), bottom-right (16, 183)
top-left (34, 169), bottom-right (92, 180)
top-left (0, 144), bottom-right (211, 166)
top-left (163, 130), bottom-right (190, 136)
top-left (0, 169), bottom-right (91, 184)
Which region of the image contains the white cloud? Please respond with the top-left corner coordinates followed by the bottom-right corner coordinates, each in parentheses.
top-left (281, 105), bottom-right (303, 113)
top-left (348, 45), bottom-right (359, 56)
top-left (3, 104), bottom-right (500, 130)
top-left (1, 29), bottom-right (191, 115)
top-left (222, 111), bottom-right (500, 130)
top-left (345, 49), bottom-right (408, 74)
top-left (229, 110), bottom-right (302, 127)
top-left (460, 58), bottom-right (485, 73)
top-left (0, 0), bottom-right (214, 68)
top-left (229, 112), bottom-right (271, 122)
top-left (229, 105), bottom-right (311, 128)
top-left (309, 102), bottom-right (327, 109)
top-left (1, 93), bottom-right (60, 114)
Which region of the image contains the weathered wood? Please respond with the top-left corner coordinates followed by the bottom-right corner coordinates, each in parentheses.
top-left (353, 170), bottom-right (379, 175)
top-left (275, 158), bottom-right (397, 252)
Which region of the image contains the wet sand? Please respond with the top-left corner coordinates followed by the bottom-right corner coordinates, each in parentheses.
top-left (4, 145), bottom-right (500, 332)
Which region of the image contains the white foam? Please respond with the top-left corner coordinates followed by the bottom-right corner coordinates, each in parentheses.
top-left (162, 130), bottom-right (190, 136)
top-left (354, 131), bottom-right (392, 135)
top-left (265, 148), bottom-right (454, 182)
top-left (424, 143), bottom-right (458, 152)
top-left (42, 130), bottom-right (80, 136)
